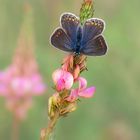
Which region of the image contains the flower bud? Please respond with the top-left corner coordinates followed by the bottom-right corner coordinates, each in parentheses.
top-left (80, 0), bottom-right (94, 25)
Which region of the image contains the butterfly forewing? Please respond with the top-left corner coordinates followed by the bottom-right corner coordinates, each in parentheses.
top-left (51, 28), bottom-right (73, 52)
top-left (81, 35), bottom-right (107, 56)
top-left (81, 18), bottom-right (105, 46)
top-left (61, 13), bottom-right (80, 44)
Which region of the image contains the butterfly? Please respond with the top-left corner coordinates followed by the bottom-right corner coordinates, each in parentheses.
top-left (50, 13), bottom-right (107, 56)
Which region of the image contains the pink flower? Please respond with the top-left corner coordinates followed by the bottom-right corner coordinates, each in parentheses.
top-left (0, 66), bottom-right (46, 120)
top-left (6, 97), bottom-right (33, 120)
top-left (0, 72), bottom-right (11, 96)
top-left (52, 69), bottom-right (74, 91)
top-left (11, 77), bottom-right (32, 96)
top-left (30, 74), bottom-right (46, 95)
top-left (73, 65), bottom-right (80, 80)
top-left (62, 55), bottom-right (73, 71)
top-left (0, 44), bottom-right (46, 120)
top-left (0, 68), bottom-right (46, 97)
top-left (66, 77), bottom-right (96, 102)
top-left (0, 9), bottom-right (47, 120)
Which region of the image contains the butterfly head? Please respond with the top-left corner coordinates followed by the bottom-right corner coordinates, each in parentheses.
top-left (74, 51), bottom-right (81, 56)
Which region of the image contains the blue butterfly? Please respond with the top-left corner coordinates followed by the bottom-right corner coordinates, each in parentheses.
top-left (50, 13), bottom-right (107, 56)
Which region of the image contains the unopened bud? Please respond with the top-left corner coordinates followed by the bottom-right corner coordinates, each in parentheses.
top-left (80, 0), bottom-right (94, 25)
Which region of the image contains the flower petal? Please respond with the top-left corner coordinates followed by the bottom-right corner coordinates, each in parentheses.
top-left (73, 65), bottom-right (80, 80)
top-left (11, 78), bottom-right (32, 96)
top-left (0, 84), bottom-right (8, 96)
top-left (52, 69), bottom-right (62, 84)
top-left (32, 83), bottom-right (46, 95)
top-left (78, 86), bottom-right (96, 98)
top-left (31, 74), bottom-right (46, 94)
top-left (56, 79), bottom-right (65, 91)
top-left (52, 69), bottom-right (73, 91)
top-left (63, 72), bottom-right (73, 90)
top-left (62, 55), bottom-right (74, 71)
top-left (31, 74), bottom-right (42, 83)
top-left (66, 89), bottom-right (79, 102)
top-left (78, 77), bottom-right (87, 91)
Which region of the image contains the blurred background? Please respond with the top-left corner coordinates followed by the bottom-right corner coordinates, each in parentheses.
top-left (0, 0), bottom-right (140, 140)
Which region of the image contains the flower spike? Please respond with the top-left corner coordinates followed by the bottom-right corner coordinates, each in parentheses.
top-left (80, 0), bottom-right (94, 25)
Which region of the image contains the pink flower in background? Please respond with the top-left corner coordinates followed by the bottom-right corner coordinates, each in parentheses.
top-left (52, 69), bottom-right (73, 91)
top-left (30, 74), bottom-right (46, 95)
top-left (0, 66), bottom-right (46, 98)
top-left (0, 22), bottom-right (46, 120)
top-left (6, 97), bottom-right (33, 119)
top-left (0, 72), bottom-right (9, 96)
top-left (66, 77), bottom-right (96, 102)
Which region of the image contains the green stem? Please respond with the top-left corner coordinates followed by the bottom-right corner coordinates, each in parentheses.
top-left (40, 112), bottom-right (59, 140)
top-left (11, 116), bottom-right (20, 140)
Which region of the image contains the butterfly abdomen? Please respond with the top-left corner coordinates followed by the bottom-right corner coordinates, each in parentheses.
top-left (75, 27), bottom-right (82, 54)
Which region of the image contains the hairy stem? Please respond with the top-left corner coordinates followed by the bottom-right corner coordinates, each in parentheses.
top-left (40, 112), bottom-right (59, 140)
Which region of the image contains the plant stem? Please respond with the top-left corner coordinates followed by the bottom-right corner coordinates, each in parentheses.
top-left (11, 116), bottom-right (20, 140)
top-left (40, 112), bottom-right (59, 140)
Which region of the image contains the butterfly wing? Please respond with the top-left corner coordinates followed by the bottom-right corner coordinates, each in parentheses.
top-left (81, 35), bottom-right (107, 56)
top-left (61, 13), bottom-right (80, 45)
top-left (81, 18), bottom-right (105, 46)
top-left (50, 28), bottom-right (73, 52)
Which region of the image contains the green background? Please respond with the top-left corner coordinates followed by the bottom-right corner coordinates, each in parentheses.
top-left (0, 0), bottom-right (140, 140)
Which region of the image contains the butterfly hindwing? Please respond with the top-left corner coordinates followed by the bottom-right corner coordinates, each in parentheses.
top-left (51, 28), bottom-right (73, 52)
top-left (61, 13), bottom-right (80, 44)
top-left (81, 18), bottom-right (105, 46)
top-left (81, 35), bottom-right (107, 56)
